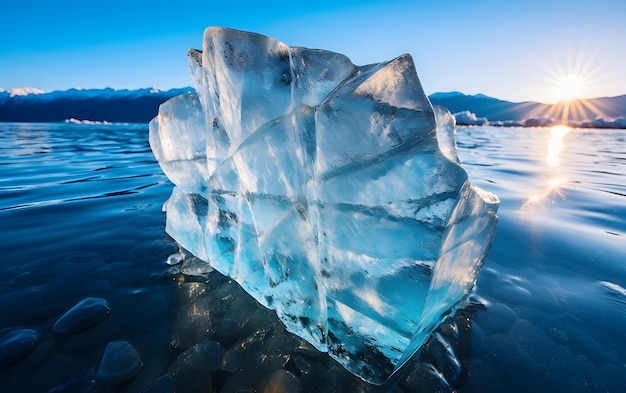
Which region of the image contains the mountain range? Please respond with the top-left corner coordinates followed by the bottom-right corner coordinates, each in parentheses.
top-left (1, 87), bottom-right (625, 128)
top-left (429, 92), bottom-right (626, 128)
top-left (0, 87), bottom-right (193, 124)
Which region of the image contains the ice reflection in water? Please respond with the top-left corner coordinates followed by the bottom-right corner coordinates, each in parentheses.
top-left (161, 252), bottom-right (475, 393)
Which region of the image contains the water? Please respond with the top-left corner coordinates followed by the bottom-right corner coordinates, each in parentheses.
top-left (1, 122), bottom-right (624, 392)
top-left (0, 122), bottom-right (177, 392)
top-left (457, 126), bottom-right (626, 393)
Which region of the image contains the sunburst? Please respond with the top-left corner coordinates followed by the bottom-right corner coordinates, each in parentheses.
top-left (554, 73), bottom-right (587, 103)
top-left (528, 50), bottom-right (614, 125)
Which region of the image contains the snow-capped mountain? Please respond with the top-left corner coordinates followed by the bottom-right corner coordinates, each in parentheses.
top-left (0, 87), bottom-right (45, 97)
top-left (0, 87), bottom-right (194, 123)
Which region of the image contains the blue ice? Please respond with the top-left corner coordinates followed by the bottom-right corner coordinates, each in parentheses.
top-left (149, 27), bottom-right (498, 384)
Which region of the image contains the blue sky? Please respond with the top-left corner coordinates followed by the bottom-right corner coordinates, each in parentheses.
top-left (1, 0), bottom-right (624, 103)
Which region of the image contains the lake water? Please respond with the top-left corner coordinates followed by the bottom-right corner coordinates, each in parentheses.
top-left (0, 122), bottom-right (624, 392)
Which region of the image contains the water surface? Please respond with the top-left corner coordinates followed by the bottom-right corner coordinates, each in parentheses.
top-left (0, 122), bottom-right (624, 392)
top-left (457, 126), bottom-right (626, 393)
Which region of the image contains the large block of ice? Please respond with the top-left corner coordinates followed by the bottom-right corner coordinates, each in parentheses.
top-left (149, 27), bottom-right (498, 384)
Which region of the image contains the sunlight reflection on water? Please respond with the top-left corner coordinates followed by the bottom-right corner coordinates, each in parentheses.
top-left (546, 125), bottom-right (570, 168)
top-left (523, 125), bottom-right (571, 208)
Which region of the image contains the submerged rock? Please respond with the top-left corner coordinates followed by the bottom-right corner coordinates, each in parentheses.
top-left (164, 340), bottom-right (221, 393)
top-left (0, 328), bottom-right (40, 367)
top-left (171, 296), bottom-right (213, 350)
top-left (176, 340), bottom-right (222, 371)
top-left (53, 297), bottom-right (111, 334)
top-left (96, 340), bottom-right (142, 385)
top-left (221, 330), bottom-right (267, 372)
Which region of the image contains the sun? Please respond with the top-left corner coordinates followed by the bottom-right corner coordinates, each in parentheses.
top-left (541, 50), bottom-right (598, 105)
top-left (529, 49), bottom-right (615, 124)
top-left (554, 74), bottom-right (586, 102)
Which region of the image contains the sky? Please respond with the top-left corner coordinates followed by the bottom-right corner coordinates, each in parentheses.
top-left (1, 0), bottom-right (625, 104)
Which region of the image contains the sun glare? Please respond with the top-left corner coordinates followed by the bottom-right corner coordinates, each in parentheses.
top-left (522, 125), bottom-right (570, 209)
top-left (530, 52), bottom-right (610, 124)
top-left (554, 74), bottom-right (586, 102)
top-left (544, 50), bottom-right (597, 105)
top-left (546, 125), bottom-right (570, 167)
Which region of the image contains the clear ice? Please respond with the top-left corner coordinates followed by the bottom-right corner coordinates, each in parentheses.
top-left (150, 27), bottom-right (499, 384)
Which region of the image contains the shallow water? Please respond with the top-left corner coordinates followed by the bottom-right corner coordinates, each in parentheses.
top-left (0, 122), bottom-right (178, 392)
top-left (0, 122), bottom-right (624, 392)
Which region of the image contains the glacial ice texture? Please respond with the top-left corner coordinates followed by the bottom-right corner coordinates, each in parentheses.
top-left (150, 27), bottom-right (498, 384)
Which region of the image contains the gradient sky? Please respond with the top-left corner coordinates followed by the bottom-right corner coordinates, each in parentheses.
top-left (1, 0), bottom-right (624, 103)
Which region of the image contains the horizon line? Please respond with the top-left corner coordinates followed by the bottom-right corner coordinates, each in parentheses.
top-left (2, 86), bottom-right (625, 106)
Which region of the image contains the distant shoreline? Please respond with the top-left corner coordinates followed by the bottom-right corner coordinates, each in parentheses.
top-left (1, 88), bottom-right (624, 129)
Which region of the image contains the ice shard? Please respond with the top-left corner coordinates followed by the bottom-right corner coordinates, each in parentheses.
top-left (149, 27), bottom-right (498, 384)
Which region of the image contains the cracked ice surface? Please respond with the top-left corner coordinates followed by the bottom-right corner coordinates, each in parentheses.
top-left (149, 27), bottom-right (498, 384)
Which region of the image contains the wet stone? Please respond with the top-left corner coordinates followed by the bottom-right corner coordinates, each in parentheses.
top-left (291, 335), bottom-right (324, 359)
top-left (400, 362), bottom-right (453, 393)
top-left (443, 307), bottom-right (473, 351)
top-left (8, 337), bottom-right (53, 373)
top-left (0, 328), bottom-right (40, 368)
top-left (221, 330), bottom-right (267, 372)
top-left (419, 333), bottom-right (462, 386)
top-left (205, 280), bottom-right (244, 317)
top-left (261, 353), bottom-right (291, 374)
top-left (290, 355), bottom-right (312, 375)
top-left (217, 293), bottom-right (275, 341)
top-left (262, 327), bottom-right (308, 357)
top-left (171, 296), bottom-right (213, 350)
top-left (53, 297), bottom-right (111, 334)
top-left (96, 340), bottom-right (142, 385)
top-left (163, 268), bottom-right (478, 392)
top-left (209, 290), bottom-right (262, 346)
top-left (176, 339), bottom-right (222, 371)
top-left (176, 281), bottom-right (208, 303)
